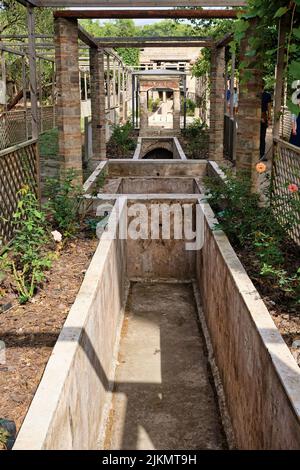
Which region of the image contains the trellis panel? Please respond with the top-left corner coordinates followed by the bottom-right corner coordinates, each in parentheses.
top-left (271, 138), bottom-right (300, 246)
top-left (0, 139), bottom-right (39, 245)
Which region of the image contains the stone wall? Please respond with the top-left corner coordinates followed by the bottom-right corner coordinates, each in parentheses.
top-left (13, 200), bottom-right (128, 449)
top-left (196, 199), bottom-right (300, 449)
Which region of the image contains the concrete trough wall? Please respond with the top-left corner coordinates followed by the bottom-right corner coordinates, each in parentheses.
top-left (133, 137), bottom-right (187, 160)
top-left (107, 160), bottom-right (207, 178)
top-left (83, 160), bottom-right (207, 196)
top-left (197, 200), bottom-right (300, 449)
top-left (14, 200), bottom-right (128, 450)
top-left (120, 177), bottom-right (195, 194)
top-left (14, 167), bottom-right (300, 449)
top-left (126, 198), bottom-right (197, 281)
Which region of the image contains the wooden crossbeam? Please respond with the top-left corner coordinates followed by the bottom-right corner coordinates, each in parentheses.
top-left (54, 9), bottom-right (240, 19)
top-left (215, 32), bottom-right (234, 48)
top-left (96, 36), bottom-right (214, 48)
top-left (78, 25), bottom-right (99, 48)
top-left (19, 0), bottom-right (246, 7)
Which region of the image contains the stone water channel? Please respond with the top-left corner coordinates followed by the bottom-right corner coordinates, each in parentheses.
top-left (13, 143), bottom-right (300, 450)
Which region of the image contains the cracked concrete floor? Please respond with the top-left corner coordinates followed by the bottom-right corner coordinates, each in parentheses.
top-left (103, 282), bottom-right (227, 450)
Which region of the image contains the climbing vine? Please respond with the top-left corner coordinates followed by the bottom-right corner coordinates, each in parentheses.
top-left (233, 0), bottom-right (300, 113)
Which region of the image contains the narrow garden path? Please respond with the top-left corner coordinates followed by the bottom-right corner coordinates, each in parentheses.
top-left (103, 282), bottom-right (227, 450)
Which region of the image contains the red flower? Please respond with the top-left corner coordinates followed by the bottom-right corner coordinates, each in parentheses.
top-left (288, 184), bottom-right (299, 193)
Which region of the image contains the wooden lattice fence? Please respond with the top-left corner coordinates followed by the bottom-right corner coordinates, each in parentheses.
top-left (271, 138), bottom-right (300, 245)
top-left (0, 139), bottom-right (40, 245)
top-left (0, 106), bottom-right (56, 151)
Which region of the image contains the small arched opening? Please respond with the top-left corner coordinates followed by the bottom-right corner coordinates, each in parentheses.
top-left (143, 148), bottom-right (173, 159)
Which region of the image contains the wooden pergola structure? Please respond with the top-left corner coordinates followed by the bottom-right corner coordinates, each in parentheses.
top-left (12, 0), bottom-right (296, 187)
top-left (0, 0), bottom-right (296, 244)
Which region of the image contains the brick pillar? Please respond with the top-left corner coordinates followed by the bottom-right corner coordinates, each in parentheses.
top-left (90, 47), bottom-right (106, 166)
top-left (54, 17), bottom-right (82, 181)
top-left (209, 46), bottom-right (225, 162)
top-left (236, 19), bottom-right (263, 189)
top-left (139, 90), bottom-right (148, 135)
top-left (173, 89), bottom-right (181, 134)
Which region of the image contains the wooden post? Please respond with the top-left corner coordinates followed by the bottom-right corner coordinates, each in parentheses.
top-left (106, 54), bottom-right (111, 113)
top-left (132, 73), bottom-right (135, 128)
top-left (183, 75), bottom-right (187, 129)
top-left (118, 60), bottom-right (121, 121)
top-left (84, 70), bottom-right (88, 101)
top-left (230, 52), bottom-right (235, 119)
top-left (135, 76), bottom-right (139, 127)
top-left (27, 6), bottom-right (38, 140)
top-left (22, 56), bottom-right (29, 140)
top-left (51, 61), bottom-right (56, 128)
top-left (113, 56), bottom-right (116, 111)
top-left (273, 15), bottom-right (288, 140)
top-left (38, 58), bottom-right (43, 133)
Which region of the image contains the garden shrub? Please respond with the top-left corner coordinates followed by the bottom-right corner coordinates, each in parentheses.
top-left (148, 97), bottom-right (160, 113)
top-left (107, 121), bottom-right (136, 158)
top-left (181, 119), bottom-right (209, 159)
top-left (182, 97), bottom-right (196, 116)
top-left (1, 186), bottom-right (53, 303)
top-left (204, 169), bottom-right (300, 307)
top-left (44, 169), bottom-right (82, 238)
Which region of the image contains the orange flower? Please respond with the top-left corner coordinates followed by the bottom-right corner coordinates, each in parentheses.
top-left (288, 183), bottom-right (298, 193)
top-left (256, 162), bottom-right (267, 174)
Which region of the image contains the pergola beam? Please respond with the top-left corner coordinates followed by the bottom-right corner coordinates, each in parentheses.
top-left (54, 9), bottom-right (240, 20)
top-left (78, 25), bottom-right (99, 49)
top-left (19, 0), bottom-right (246, 6)
top-left (96, 36), bottom-right (214, 48)
top-left (215, 33), bottom-right (234, 48)
top-left (16, 0), bottom-right (37, 6)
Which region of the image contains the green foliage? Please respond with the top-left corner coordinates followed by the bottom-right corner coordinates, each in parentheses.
top-left (38, 128), bottom-right (59, 157)
top-left (108, 121), bottom-right (136, 158)
top-left (80, 17), bottom-right (208, 67)
top-left (0, 186), bottom-right (52, 303)
top-left (148, 96), bottom-right (160, 112)
top-left (0, 426), bottom-right (10, 450)
top-left (233, 1), bottom-right (300, 111)
top-left (80, 19), bottom-right (139, 66)
top-left (141, 19), bottom-right (195, 37)
top-left (182, 97), bottom-right (196, 116)
top-left (44, 170), bottom-right (82, 238)
top-left (204, 169), bottom-right (300, 305)
top-left (181, 119), bottom-right (209, 159)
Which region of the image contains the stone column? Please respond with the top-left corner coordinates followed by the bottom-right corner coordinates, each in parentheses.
top-left (163, 90), bottom-right (167, 103)
top-left (209, 46), bottom-right (225, 162)
top-left (173, 89), bottom-right (181, 134)
top-left (54, 17), bottom-right (82, 181)
top-left (139, 89), bottom-right (148, 135)
top-left (90, 47), bottom-right (106, 165)
top-left (236, 19), bottom-right (263, 189)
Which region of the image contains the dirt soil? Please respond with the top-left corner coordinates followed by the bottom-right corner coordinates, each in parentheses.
top-left (0, 237), bottom-right (98, 437)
